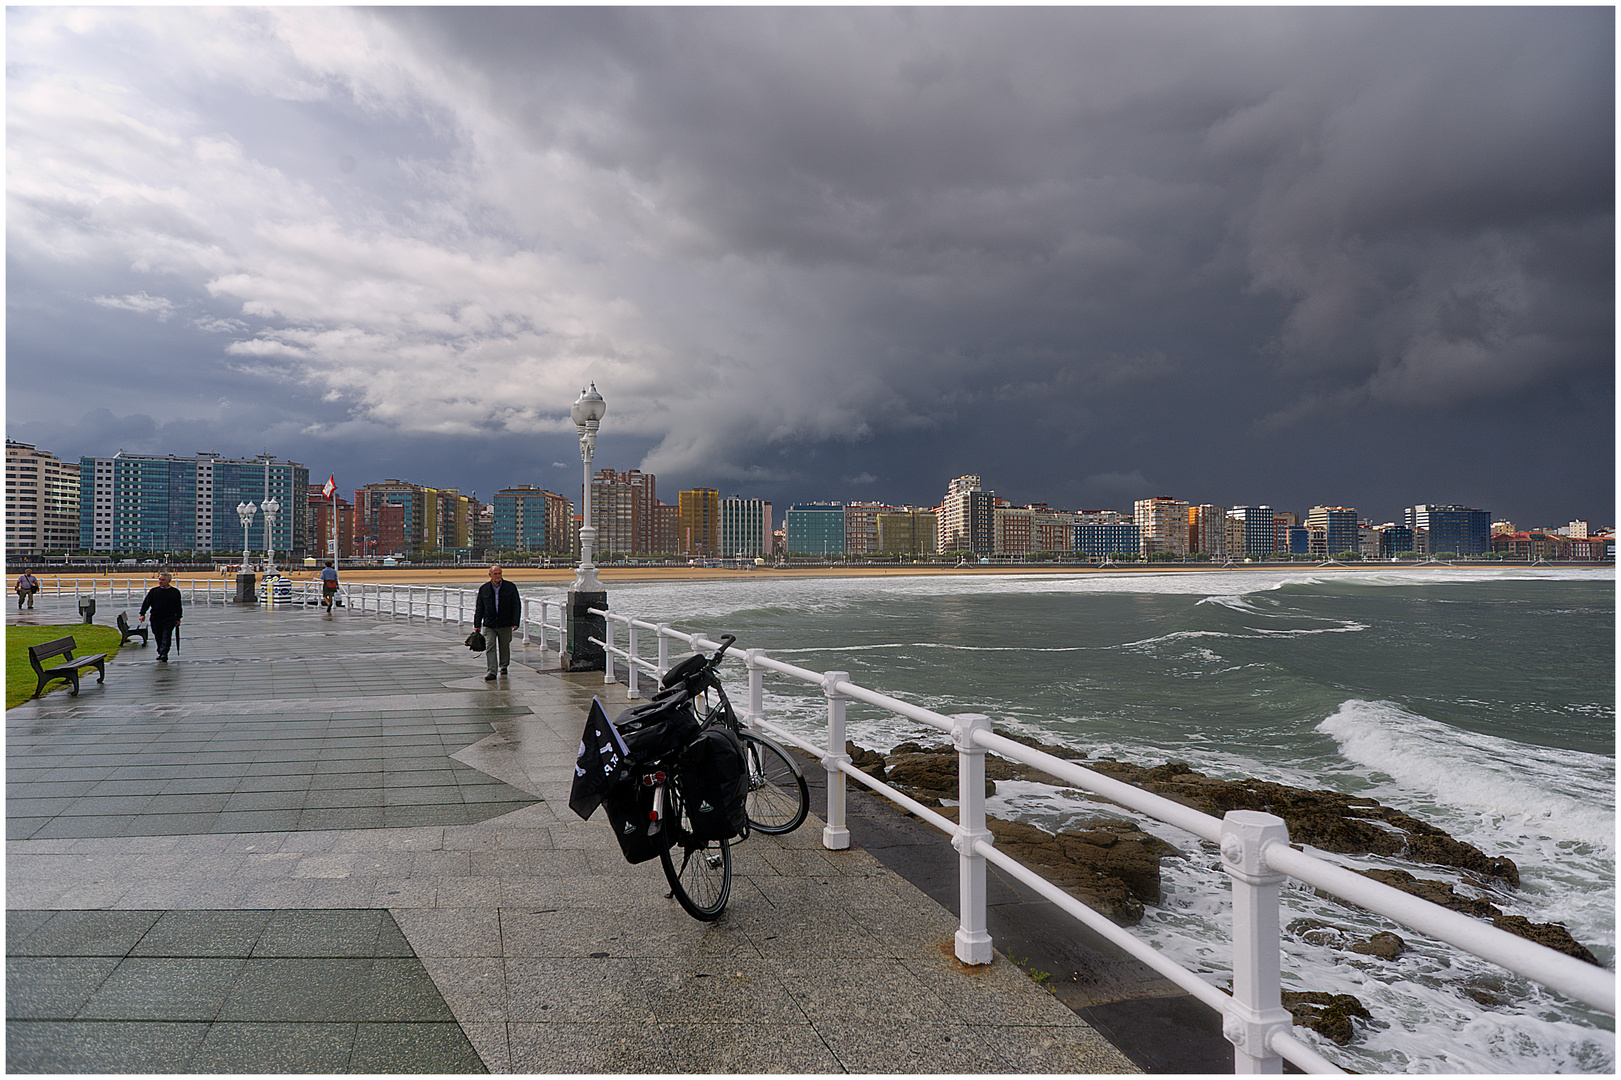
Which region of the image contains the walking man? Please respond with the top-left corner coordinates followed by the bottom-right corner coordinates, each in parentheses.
top-left (320, 560), bottom-right (339, 611)
top-left (473, 564), bottom-right (520, 681)
top-left (15, 571), bottom-right (39, 609)
top-left (139, 572), bottom-right (184, 663)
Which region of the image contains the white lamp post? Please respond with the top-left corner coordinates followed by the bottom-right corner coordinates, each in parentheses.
top-left (570, 382), bottom-right (606, 592)
top-left (237, 501), bottom-right (256, 566)
top-left (261, 496), bottom-right (280, 576)
top-left (564, 383), bottom-right (607, 671)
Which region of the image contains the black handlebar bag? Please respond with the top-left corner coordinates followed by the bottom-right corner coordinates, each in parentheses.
top-left (615, 693), bottom-right (702, 765)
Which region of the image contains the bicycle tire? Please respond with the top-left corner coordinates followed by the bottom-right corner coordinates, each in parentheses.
top-left (739, 731), bottom-right (809, 834)
top-left (659, 781), bottom-right (732, 920)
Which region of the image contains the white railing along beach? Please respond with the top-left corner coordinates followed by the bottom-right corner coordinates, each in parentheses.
top-left (587, 608), bottom-right (1614, 1075)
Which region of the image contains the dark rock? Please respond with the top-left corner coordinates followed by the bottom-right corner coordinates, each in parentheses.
top-left (845, 741), bottom-right (887, 781)
top-left (884, 751), bottom-right (996, 799)
top-left (1489, 915), bottom-right (1600, 966)
top-left (1349, 931), bottom-right (1406, 961)
top-left (1280, 991), bottom-right (1372, 1045)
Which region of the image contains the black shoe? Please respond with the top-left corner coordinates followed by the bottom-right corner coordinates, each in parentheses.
top-left (158, 656), bottom-right (168, 663)
top-left (500, 667), bottom-right (508, 676)
top-left (484, 672), bottom-right (497, 681)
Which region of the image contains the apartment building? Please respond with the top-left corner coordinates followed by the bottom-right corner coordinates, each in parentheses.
top-left (590, 469), bottom-right (660, 556)
top-left (307, 485), bottom-right (353, 562)
top-left (678, 488), bottom-right (721, 556)
top-left (720, 496), bottom-right (773, 558)
top-left (843, 502), bottom-right (893, 557)
top-left (1189, 504), bottom-right (1228, 558)
top-left (1135, 496), bottom-right (1191, 557)
top-left (80, 451), bottom-right (308, 558)
top-left (785, 503), bottom-right (845, 557)
top-left (493, 485), bottom-right (572, 555)
top-left (6, 440), bottom-right (80, 556)
top-left (876, 508), bottom-right (937, 557)
top-left (1307, 506), bottom-right (1359, 559)
top-left (1406, 504), bottom-right (1491, 557)
top-left (938, 475), bottom-right (994, 557)
top-left (1227, 506), bottom-right (1275, 559)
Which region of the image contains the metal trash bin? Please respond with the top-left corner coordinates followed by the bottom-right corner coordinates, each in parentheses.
top-left (78, 596), bottom-right (96, 624)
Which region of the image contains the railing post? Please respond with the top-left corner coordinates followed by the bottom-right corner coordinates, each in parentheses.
top-left (656, 624), bottom-right (671, 676)
top-left (520, 598), bottom-right (531, 644)
top-left (602, 614), bottom-right (616, 685)
top-left (821, 671), bottom-right (851, 851)
top-left (951, 712), bottom-right (995, 965)
top-left (626, 622), bottom-right (641, 698)
top-left (1220, 809), bottom-right (1292, 1074)
top-left (745, 650), bottom-right (765, 726)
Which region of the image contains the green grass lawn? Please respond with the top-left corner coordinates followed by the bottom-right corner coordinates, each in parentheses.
top-left (7, 624), bottom-right (124, 709)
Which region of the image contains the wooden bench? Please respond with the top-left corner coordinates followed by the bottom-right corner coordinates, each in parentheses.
top-left (117, 611), bottom-right (149, 646)
top-left (28, 636), bottom-right (107, 698)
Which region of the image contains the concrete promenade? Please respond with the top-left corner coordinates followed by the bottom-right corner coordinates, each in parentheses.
top-left (6, 591), bottom-right (1136, 1073)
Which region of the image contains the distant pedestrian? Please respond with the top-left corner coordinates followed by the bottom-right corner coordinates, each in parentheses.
top-left (15, 571), bottom-right (39, 609)
top-left (139, 572), bottom-right (184, 662)
top-left (320, 560), bottom-right (339, 611)
top-left (473, 564), bottom-right (521, 681)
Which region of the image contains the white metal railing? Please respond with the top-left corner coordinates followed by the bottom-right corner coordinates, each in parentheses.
top-left (591, 609), bottom-right (1614, 1075)
top-left (47, 578), bottom-right (569, 654)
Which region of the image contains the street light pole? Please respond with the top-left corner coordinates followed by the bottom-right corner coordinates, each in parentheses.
top-left (235, 501), bottom-right (258, 603)
top-left (262, 496), bottom-right (280, 577)
top-left (565, 383), bottom-right (608, 671)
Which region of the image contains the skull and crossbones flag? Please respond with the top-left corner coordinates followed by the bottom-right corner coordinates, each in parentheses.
top-left (569, 697), bottom-right (632, 820)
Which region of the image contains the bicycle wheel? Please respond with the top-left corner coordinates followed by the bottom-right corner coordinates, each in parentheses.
top-left (740, 731), bottom-right (809, 834)
top-left (659, 782), bottom-right (732, 920)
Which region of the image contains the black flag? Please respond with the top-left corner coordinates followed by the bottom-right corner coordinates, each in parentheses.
top-left (569, 697), bottom-right (631, 820)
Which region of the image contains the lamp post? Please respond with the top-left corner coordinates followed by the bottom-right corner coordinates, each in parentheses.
top-left (235, 501), bottom-right (258, 603)
top-left (261, 496), bottom-right (281, 577)
top-left (565, 382), bottom-right (607, 671)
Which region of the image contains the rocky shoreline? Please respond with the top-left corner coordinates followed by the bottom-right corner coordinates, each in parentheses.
top-left (848, 731), bottom-right (1602, 1046)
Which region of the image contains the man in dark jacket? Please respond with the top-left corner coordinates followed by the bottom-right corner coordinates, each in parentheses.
top-left (138, 572), bottom-right (184, 662)
top-left (473, 564), bottom-right (521, 680)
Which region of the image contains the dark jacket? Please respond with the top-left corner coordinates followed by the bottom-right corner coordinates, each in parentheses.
top-left (139, 585), bottom-right (184, 626)
top-left (474, 579), bottom-right (521, 629)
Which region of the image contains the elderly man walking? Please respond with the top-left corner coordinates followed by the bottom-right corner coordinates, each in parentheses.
top-left (473, 564), bottom-right (521, 681)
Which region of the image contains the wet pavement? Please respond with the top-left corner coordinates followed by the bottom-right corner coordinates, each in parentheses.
top-left (7, 591), bottom-right (1138, 1073)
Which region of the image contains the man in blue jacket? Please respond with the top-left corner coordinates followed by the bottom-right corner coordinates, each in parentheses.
top-left (473, 564), bottom-right (521, 681)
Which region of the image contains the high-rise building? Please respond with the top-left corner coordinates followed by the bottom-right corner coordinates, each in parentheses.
top-left (994, 502), bottom-right (1033, 556)
top-left (785, 503), bottom-right (845, 557)
top-left (876, 508), bottom-right (937, 557)
top-left (80, 452), bottom-right (308, 558)
top-left (1227, 506), bottom-right (1275, 559)
top-left (492, 485), bottom-right (569, 554)
top-left (1308, 506), bottom-right (1358, 558)
top-left (938, 475), bottom-right (994, 557)
top-left (1406, 504), bottom-right (1490, 557)
top-left (678, 488), bottom-right (721, 556)
top-left (843, 502), bottom-right (893, 557)
top-left (354, 481), bottom-right (431, 557)
top-left (1189, 505), bottom-right (1228, 557)
top-left (1029, 506), bottom-right (1076, 554)
top-left (1135, 496), bottom-right (1191, 557)
top-left (1074, 520), bottom-right (1140, 558)
top-left (590, 469), bottom-right (661, 555)
top-left (7, 440), bottom-right (80, 556)
top-left (720, 496), bottom-right (772, 558)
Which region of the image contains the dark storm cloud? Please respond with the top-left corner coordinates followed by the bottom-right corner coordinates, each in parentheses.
top-left (6, 7), bottom-right (1612, 525)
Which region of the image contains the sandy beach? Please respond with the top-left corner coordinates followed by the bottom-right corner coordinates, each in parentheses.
top-left (24, 559), bottom-right (1530, 590)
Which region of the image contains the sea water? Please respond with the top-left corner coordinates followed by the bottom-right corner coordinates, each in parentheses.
top-left (595, 566), bottom-right (1613, 1071)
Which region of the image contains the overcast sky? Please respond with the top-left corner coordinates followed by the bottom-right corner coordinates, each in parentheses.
top-left (7, 7), bottom-right (1613, 526)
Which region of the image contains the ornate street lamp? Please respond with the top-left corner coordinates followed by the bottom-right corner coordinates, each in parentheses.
top-left (570, 382), bottom-right (607, 592)
top-left (261, 496), bottom-right (281, 576)
top-left (565, 383), bottom-right (607, 671)
top-left (237, 501), bottom-right (256, 566)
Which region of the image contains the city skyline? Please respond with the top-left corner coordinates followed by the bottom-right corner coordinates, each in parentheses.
top-left (7, 9), bottom-right (1613, 527)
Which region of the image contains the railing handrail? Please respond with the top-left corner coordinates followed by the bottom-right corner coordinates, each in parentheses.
top-left (586, 606), bottom-right (1614, 1073)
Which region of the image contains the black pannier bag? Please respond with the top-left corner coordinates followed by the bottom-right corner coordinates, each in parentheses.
top-left (600, 772), bottom-right (674, 864)
top-left (676, 726), bottom-right (749, 842)
top-left (615, 692), bottom-right (701, 765)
